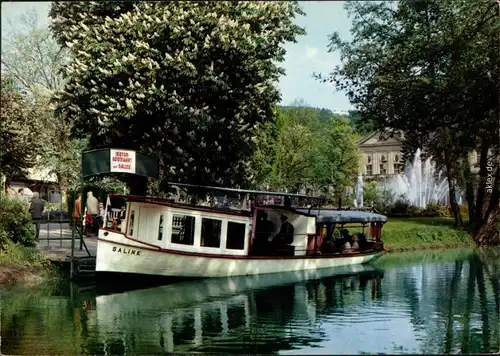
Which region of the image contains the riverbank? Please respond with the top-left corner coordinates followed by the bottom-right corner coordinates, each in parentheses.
top-left (0, 243), bottom-right (56, 285)
top-left (382, 217), bottom-right (474, 252)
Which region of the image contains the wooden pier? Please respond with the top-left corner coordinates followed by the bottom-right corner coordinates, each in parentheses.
top-left (36, 222), bottom-right (97, 278)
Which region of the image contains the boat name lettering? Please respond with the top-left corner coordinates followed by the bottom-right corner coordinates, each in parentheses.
top-left (112, 246), bottom-right (141, 255)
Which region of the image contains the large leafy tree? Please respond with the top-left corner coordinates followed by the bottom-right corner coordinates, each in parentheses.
top-left (318, 0), bottom-right (499, 244)
top-left (49, 1), bottom-right (305, 192)
top-left (271, 122), bottom-right (316, 192)
top-left (1, 9), bottom-right (83, 197)
top-left (1, 9), bottom-right (66, 92)
top-left (0, 76), bottom-right (45, 180)
top-left (314, 117), bottom-right (360, 194)
top-left (249, 104), bottom-right (359, 196)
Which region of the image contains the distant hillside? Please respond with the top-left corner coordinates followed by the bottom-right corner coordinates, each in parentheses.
top-left (278, 105), bottom-right (375, 136)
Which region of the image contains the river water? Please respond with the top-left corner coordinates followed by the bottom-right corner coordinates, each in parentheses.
top-left (1, 248), bottom-right (499, 355)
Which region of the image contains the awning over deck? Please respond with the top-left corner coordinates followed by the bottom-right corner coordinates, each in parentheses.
top-left (296, 209), bottom-right (388, 224)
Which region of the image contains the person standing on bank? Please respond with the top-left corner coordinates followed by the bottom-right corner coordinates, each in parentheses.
top-left (86, 191), bottom-right (99, 236)
top-left (29, 192), bottom-right (45, 241)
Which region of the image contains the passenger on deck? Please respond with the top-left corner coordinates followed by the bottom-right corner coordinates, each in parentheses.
top-left (271, 215), bottom-right (294, 252)
top-left (334, 228), bottom-right (350, 248)
top-left (351, 235), bottom-right (360, 249)
top-left (357, 233), bottom-right (367, 249)
top-left (253, 211), bottom-right (275, 254)
top-left (320, 236), bottom-right (335, 253)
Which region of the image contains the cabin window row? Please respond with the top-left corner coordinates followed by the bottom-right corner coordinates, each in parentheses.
top-left (129, 211), bottom-right (245, 250)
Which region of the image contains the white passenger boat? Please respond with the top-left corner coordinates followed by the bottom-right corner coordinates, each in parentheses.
top-left (96, 184), bottom-right (387, 278)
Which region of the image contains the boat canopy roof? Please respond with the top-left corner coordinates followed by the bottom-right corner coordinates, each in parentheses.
top-left (297, 209), bottom-right (388, 224)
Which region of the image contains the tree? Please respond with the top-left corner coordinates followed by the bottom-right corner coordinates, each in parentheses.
top-left (1, 9), bottom-right (83, 198)
top-left (313, 117), bottom-right (360, 194)
top-left (272, 123), bottom-right (316, 192)
top-left (49, 1), bottom-right (305, 193)
top-left (1, 8), bottom-right (66, 93)
top-left (318, 0), bottom-right (499, 244)
top-left (347, 110), bottom-right (376, 137)
top-left (249, 104), bottom-right (360, 196)
top-left (0, 76), bottom-right (45, 180)
top-left (248, 108), bottom-right (285, 188)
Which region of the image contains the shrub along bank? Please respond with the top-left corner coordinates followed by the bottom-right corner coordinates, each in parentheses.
top-left (0, 197), bottom-right (55, 285)
top-left (381, 217), bottom-right (474, 251)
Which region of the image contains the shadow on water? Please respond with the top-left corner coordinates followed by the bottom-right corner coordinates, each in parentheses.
top-left (1, 248), bottom-right (499, 355)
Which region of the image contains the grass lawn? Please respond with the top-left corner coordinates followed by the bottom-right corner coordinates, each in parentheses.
top-left (381, 217), bottom-right (474, 251)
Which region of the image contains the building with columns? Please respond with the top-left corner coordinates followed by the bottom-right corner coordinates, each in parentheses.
top-left (357, 131), bottom-right (404, 178)
top-left (357, 130), bottom-right (483, 178)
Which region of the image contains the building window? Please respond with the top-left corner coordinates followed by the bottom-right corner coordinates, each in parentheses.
top-left (393, 164), bottom-right (401, 174)
top-left (366, 165), bottom-right (373, 176)
top-left (171, 214), bottom-right (196, 245)
top-left (226, 222), bottom-right (246, 250)
top-left (394, 154), bottom-right (399, 163)
top-left (128, 210), bottom-right (135, 236)
top-left (158, 215), bottom-right (164, 241)
top-left (381, 168), bottom-right (387, 175)
top-left (381, 155), bottom-right (387, 162)
top-left (367, 155), bottom-right (372, 164)
top-left (201, 218), bottom-right (222, 248)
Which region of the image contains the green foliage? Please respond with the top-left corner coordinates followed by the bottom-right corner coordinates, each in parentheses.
top-left (0, 81), bottom-right (45, 178)
top-left (318, 0), bottom-right (499, 243)
top-left (45, 202), bottom-right (68, 212)
top-left (248, 108), bottom-right (283, 187)
top-left (49, 1), bottom-right (305, 189)
top-left (407, 206), bottom-right (424, 217)
top-left (67, 176), bottom-right (128, 220)
top-left (422, 203), bottom-right (449, 218)
top-left (1, 10), bottom-right (82, 195)
top-left (387, 199), bottom-right (449, 218)
top-left (0, 230), bottom-right (9, 252)
top-left (271, 122), bottom-right (315, 191)
top-left (1, 9), bottom-right (66, 92)
top-left (348, 110), bottom-right (376, 136)
top-left (251, 104), bottom-right (360, 195)
top-left (0, 197), bottom-right (35, 248)
top-left (373, 186), bottom-right (396, 215)
top-left (314, 117), bottom-right (359, 192)
top-left (390, 199), bottom-right (412, 216)
top-left (362, 181), bottom-right (379, 205)
top-left (0, 241), bottom-right (52, 271)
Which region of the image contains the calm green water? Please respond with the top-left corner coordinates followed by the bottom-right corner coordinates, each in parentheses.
top-left (1, 248), bottom-right (499, 355)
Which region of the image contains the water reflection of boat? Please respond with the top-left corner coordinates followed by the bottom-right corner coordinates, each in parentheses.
top-left (93, 266), bottom-right (384, 353)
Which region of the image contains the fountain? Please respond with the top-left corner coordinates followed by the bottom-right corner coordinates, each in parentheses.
top-left (354, 174), bottom-right (364, 208)
top-left (386, 149), bottom-right (449, 209)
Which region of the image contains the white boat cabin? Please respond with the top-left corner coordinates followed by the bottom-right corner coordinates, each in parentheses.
top-left (103, 196), bottom-right (317, 257)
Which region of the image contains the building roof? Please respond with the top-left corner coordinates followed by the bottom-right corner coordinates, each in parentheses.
top-left (357, 129), bottom-right (404, 146)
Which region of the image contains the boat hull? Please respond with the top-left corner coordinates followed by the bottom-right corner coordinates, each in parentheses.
top-left (96, 233), bottom-right (383, 278)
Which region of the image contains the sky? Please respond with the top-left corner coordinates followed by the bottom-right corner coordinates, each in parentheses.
top-left (1, 1), bottom-right (354, 112)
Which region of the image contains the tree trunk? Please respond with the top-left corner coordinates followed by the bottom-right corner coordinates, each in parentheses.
top-left (473, 167), bottom-right (500, 246)
top-left (57, 173), bottom-right (69, 205)
top-left (445, 159), bottom-right (462, 227)
top-left (474, 139), bottom-right (490, 225)
top-left (462, 152), bottom-right (476, 224)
